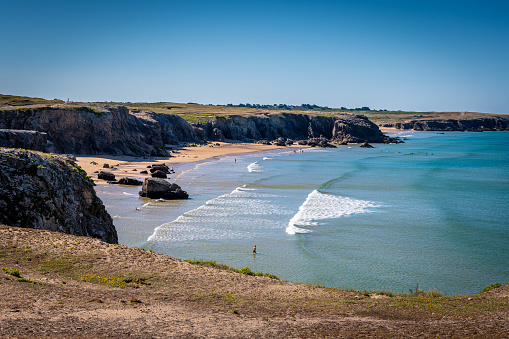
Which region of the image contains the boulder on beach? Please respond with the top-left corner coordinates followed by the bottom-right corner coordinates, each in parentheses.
top-left (272, 137), bottom-right (286, 146)
top-left (118, 177), bottom-right (143, 186)
top-left (151, 170), bottom-right (167, 178)
top-left (139, 178), bottom-right (189, 200)
top-left (149, 164), bottom-right (170, 174)
top-left (98, 171), bottom-right (116, 181)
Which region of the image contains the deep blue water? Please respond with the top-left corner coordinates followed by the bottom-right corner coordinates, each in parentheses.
top-left (99, 131), bottom-right (509, 295)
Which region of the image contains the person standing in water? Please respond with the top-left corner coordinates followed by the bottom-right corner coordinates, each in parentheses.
top-left (253, 245), bottom-right (257, 254)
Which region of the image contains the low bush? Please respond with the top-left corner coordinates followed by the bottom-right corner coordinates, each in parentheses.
top-left (2, 267), bottom-right (21, 277)
top-left (481, 283), bottom-right (503, 293)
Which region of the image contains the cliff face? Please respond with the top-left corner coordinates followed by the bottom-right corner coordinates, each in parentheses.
top-left (384, 117), bottom-right (509, 131)
top-left (0, 129), bottom-right (54, 152)
top-left (0, 148), bottom-right (117, 243)
top-left (0, 107), bottom-right (196, 156)
top-left (0, 106), bottom-right (395, 156)
top-left (196, 114), bottom-right (392, 144)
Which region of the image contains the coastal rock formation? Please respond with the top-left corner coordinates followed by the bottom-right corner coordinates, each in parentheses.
top-left (0, 106), bottom-right (397, 156)
top-left (360, 142), bottom-right (374, 148)
top-left (332, 115), bottom-right (390, 143)
top-left (382, 117), bottom-right (509, 131)
top-left (195, 114), bottom-right (396, 145)
top-left (149, 164), bottom-right (170, 174)
top-left (0, 129), bottom-right (54, 152)
top-left (139, 178), bottom-right (189, 200)
top-left (0, 148), bottom-right (117, 243)
top-left (118, 177), bottom-right (143, 186)
top-left (0, 106), bottom-right (193, 156)
top-left (151, 170), bottom-right (168, 179)
top-left (98, 171), bottom-right (115, 181)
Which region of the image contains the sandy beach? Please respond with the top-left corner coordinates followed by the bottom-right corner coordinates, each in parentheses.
top-left (76, 142), bottom-right (302, 185)
top-left (378, 126), bottom-right (402, 133)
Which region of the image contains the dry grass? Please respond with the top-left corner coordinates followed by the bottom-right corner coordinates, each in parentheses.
top-left (3, 94), bottom-right (503, 126)
top-left (1, 224), bottom-right (508, 338)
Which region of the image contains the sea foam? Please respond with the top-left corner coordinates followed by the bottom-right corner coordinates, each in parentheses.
top-left (247, 161), bottom-right (262, 172)
top-left (286, 190), bottom-right (379, 235)
top-left (148, 186), bottom-right (286, 242)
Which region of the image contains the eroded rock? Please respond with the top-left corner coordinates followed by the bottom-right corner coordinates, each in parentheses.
top-left (139, 178), bottom-right (188, 200)
top-left (0, 148), bottom-right (117, 243)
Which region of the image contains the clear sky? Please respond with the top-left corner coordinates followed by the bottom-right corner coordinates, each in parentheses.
top-left (1, 0), bottom-right (508, 113)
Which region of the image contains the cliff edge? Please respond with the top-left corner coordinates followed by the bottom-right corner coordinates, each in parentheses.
top-left (0, 106), bottom-right (397, 156)
top-left (0, 148), bottom-right (117, 243)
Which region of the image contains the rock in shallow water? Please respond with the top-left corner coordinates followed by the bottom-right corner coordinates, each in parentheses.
top-left (139, 178), bottom-right (188, 200)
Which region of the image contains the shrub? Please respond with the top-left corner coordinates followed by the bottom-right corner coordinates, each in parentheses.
top-left (16, 278), bottom-right (33, 283)
top-left (2, 267), bottom-right (21, 277)
top-left (481, 283), bottom-right (503, 293)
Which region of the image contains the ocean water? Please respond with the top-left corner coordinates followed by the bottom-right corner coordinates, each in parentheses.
top-left (98, 131), bottom-right (509, 295)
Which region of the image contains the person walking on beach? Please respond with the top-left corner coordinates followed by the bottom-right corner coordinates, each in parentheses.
top-left (253, 245), bottom-right (257, 254)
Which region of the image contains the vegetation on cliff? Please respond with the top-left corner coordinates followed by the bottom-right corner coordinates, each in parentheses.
top-left (0, 148), bottom-right (117, 243)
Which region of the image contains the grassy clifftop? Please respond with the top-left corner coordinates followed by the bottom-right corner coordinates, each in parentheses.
top-left (0, 94), bottom-right (64, 107)
top-left (2, 94), bottom-right (504, 125)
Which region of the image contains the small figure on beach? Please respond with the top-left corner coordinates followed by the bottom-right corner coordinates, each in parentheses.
top-left (253, 245), bottom-right (257, 254)
top-left (235, 158), bottom-right (237, 163)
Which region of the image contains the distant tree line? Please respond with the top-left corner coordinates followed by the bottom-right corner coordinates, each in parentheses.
top-left (216, 103), bottom-right (388, 112)
top-left (193, 102), bottom-right (389, 112)
top-left (222, 103), bottom-right (334, 111)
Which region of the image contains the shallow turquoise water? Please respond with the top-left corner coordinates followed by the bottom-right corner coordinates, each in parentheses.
top-left (99, 131), bottom-right (509, 295)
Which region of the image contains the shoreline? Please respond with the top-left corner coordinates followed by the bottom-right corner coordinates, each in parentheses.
top-left (76, 142), bottom-right (304, 185)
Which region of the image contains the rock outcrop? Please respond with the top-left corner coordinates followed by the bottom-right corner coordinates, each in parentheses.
top-left (195, 114), bottom-right (395, 144)
top-left (0, 129), bottom-right (54, 152)
top-left (0, 106), bottom-right (196, 156)
top-left (382, 117), bottom-right (509, 132)
top-left (0, 148), bottom-right (117, 243)
top-left (98, 171), bottom-right (115, 181)
top-left (0, 106), bottom-right (398, 156)
top-left (139, 178), bottom-right (189, 200)
top-left (118, 177), bottom-right (143, 186)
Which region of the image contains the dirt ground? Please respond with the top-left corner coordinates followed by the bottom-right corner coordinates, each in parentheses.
top-left (1, 225), bottom-right (508, 338)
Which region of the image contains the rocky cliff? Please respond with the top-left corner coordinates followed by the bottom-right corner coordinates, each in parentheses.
top-left (0, 129), bottom-right (54, 152)
top-left (0, 106), bottom-right (196, 156)
top-left (0, 106), bottom-right (395, 156)
top-left (382, 117), bottom-right (509, 131)
top-left (192, 113), bottom-right (393, 144)
top-left (0, 148), bottom-right (117, 243)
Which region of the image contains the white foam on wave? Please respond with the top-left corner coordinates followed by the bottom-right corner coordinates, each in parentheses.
top-left (262, 157), bottom-right (272, 160)
top-left (148, 185), bottom-right (285, 242)
top-left (286, 190), bottom-right (380, 235)
top-left (247, 161), bottom-right (262, 172)
top-left (122, 192), bottom-right (137, 196)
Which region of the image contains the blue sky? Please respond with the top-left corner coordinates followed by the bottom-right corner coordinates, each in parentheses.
top-left (1, 0), bottom-right (508, 113)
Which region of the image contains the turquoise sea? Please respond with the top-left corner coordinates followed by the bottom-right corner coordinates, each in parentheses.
top-left (98, 131), bottom-right (509, 296)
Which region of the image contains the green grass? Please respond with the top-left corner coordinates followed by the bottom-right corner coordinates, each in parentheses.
top-left (2, 267), bottom-right (21, 277)
top-left (0, 94), bottom-right (64, 106)
top-left (183, 259), bottom-right (279, 280)
top-left (481, 283), bottom-right (503, 293)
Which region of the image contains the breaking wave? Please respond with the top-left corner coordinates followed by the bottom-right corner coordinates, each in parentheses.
top-left (247, 161), bottom-right (262, 172)
top-left (286, 190), bottom-right (380, 235)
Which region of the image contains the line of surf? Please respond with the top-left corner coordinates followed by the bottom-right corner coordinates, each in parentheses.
top-left (286, 190), bottom-right (380, 235)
